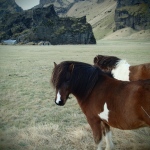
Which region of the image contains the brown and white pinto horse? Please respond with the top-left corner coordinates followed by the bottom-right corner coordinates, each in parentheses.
top-left (94, 55), bottom-right (150, 81)
top-left (51, 61), bottom-right (150, 150)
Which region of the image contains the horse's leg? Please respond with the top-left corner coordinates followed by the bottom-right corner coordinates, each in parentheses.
top-left (101, 122), bottom-right (114, 150)
top-left (105, 131), bottom-right (114, 150)
top-left (97, 140), bottom-right (103, 150)
top-left (87, 117), bottom-right (103, 150)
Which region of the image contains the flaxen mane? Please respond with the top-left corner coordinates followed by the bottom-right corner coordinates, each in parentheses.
top-left (51, 61), bottom-right (101, 99)
top-left (94, 55), bottom-right (120, 72)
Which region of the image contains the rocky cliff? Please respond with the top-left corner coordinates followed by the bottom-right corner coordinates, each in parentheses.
top-left (35, 0), bottom-right (83, 16)
top-left (115, 0), bottom-right (150, 30)
top-left (0, 4), bottom-right (96, 44)
top-left (37, 0), bottom-right (117, 40)
top-left (0, 0), bottom-right (23, 19)
top-left (36, 0), bottom-right (102, 16)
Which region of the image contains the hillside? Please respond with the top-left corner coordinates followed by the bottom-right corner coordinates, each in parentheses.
top-left (103, 27), bottom-right (150, 40)
top-left (38, 0), bottom-right (150, 40)
top-left (37, 0), bottom-right (117, 40)
top-left (66, 0), bottom-right (117, 40)
top-left (0, 3), bottom-right (96, 44)
top-left (115, 0), bottom-right (150, 31)
top-left (1, 0), bottom-right (150, 42)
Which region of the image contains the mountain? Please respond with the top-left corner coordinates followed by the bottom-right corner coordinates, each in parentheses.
top-left (115, 0), bottom-right (150, 31)
top-left (0, 0), bottom-right (150, 40)
top-left (0, 4), bottom-right (96, 44)
top-left (38, 0), bottom-right (150, 40)
top-left (0, 0), bottom-right (23, 19)
top-left (65, 0), bottom-right (117, 40)
top-left (36, 0), bottom-right (117, 40)
top-left (38, 0), bottom-right (75, 14)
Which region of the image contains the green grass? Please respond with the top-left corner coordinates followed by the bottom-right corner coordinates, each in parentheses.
top-left (0, 41), bottom-right (150, 150)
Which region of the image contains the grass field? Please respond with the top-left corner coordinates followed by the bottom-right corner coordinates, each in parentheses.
top-left (0, 40), bottom-right (150, 150)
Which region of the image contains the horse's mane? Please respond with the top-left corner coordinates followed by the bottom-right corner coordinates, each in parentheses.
top-left (51, 61), bottom-right (103, 100)
top-left (94, 55), bottom-right (120, 72)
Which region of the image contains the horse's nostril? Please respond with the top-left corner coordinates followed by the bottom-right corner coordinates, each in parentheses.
top-left (59, 101), bottom-right (65, 106)
top-left (55, 99), bottom-right (64, 106)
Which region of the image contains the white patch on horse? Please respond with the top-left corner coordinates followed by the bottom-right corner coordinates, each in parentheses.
top-left (99, 103), bottom-right (109, 122)
top-left (97, 140), bottom-right (102, 150)
top-left (112, 59), bottom-right (130, 81)
top-left (56, 91), bottom-right (61, 104)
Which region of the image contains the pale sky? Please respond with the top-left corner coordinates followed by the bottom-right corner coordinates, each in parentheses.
top-left (15, 0), bottom-right (39, 10)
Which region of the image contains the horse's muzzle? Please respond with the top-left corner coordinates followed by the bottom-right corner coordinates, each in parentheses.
top-left (55, 99), bottom-right (65, 106)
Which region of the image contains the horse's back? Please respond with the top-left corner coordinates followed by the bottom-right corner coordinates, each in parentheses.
top-left (137, 79), bottom-right (150, 126)
top-left (139, 79), bottom-right (150, 99)
top-left (136, 79), bottom-right (150, 103)
top-left (130, 63), bottom-right (150, 81)
top-left (110, 79), bottom-right (150, 128)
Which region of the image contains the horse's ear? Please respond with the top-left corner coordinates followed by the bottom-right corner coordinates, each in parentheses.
top-left (69, 64), bottom-right (74, 73)
top-left (94, 56), bottom-right (98, 63)
top-left (54, 62), bottom-right (57, 67)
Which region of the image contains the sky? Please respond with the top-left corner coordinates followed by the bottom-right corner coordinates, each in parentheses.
top-left (15, 0), bottom-right (39, 10)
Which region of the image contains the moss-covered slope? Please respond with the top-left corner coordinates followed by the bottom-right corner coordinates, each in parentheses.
top-left (115, 0), bottom-right (150, 30)
top-left (0, 5), bottom-right (96, 44)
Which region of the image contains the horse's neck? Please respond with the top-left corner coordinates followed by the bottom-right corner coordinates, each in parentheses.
top-left (111, 60), bottom-right (130, 81)
top-left (73, 73), bottom-right (122, 108)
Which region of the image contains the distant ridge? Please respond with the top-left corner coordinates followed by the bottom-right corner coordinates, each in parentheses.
top-left (0, 4), bottom-right (96, 44)
top-left (37, 0), bottom-right (117, 40)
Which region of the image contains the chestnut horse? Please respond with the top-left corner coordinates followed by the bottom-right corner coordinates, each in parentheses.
top-left (94, 55), bottom-right (150, 81)
top-left (51, 61), bottom-right (150, 150)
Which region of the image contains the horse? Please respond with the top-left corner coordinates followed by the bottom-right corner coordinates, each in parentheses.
top-left (51, 61), bottom-right (150, 150)
top-left (93, 55), bottom-right (150, 81)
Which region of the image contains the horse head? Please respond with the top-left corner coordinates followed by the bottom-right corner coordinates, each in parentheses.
top-left (94, 55), bottom-right (120, 73)
top-left (51, 62), bottom-right (74, 106)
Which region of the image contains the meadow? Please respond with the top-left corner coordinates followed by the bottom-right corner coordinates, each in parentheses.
top-left (0, 40), bottom-right (150, 150)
